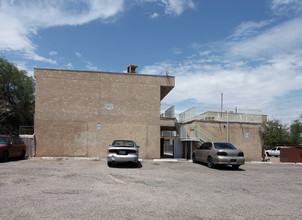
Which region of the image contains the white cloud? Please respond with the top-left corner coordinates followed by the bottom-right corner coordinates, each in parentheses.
top-left (172, 48), bottom-right (182, 55)
top-left (14, 61), bottom-right (34, 77)
top-left (142, 16), bottom-right (302, 123)
top-left (0, 0), bottom-right (124, 63)
top-left (49, 51), bottom-right (58, 56)
top-left (75, 52), bottom-right (82, 58)
top-left (229, 20), bottom-right (274, 41)
top-left (150, 12), bottom-right (159, 19)
top-left (25, 50), bottom-right (57, 64)
top-left (0, 0), bottom-right (194, 64)
top-left (66, 63), bottom-right (74, 69)
top-left (228, 17), bottom-right (302, 59)
top-left (86, 61), bottom-right (97, 71)
top-left (160, 0), bottom-right (195, 16)
top-left (271, 0), bottom-right (302, 15)
top-left (141, 0), bottom-right (194, 15)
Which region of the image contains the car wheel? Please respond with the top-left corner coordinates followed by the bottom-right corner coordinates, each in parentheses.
top-left (20, 150), bottom-right (25, 160)
top-left (107, 161), bottom-right (113, 167)
top-left (2, 151), bottom-right (9, 162)
top-left (207, 156), bottom-right (214, 168)
top-left (232, 165), bottom-right (240, 169)
top-left (266, 153), bottom-right (270, 157)
top-left (192, 154), bottom-right (197, 163)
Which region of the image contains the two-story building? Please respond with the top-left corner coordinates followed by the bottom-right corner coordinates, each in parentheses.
top-left (34, 65), bottom-right (174, 159)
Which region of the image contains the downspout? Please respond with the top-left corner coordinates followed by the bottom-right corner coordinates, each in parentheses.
top-left (190, 141), bottom-right (193, 160)
top-left (227, 111), bottom-right (229, 143)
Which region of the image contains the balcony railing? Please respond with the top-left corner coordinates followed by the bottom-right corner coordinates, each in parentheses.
top-left (160, 104), bottom-right (175, 118)
top-left (179, 107), bottom-right (263, 124)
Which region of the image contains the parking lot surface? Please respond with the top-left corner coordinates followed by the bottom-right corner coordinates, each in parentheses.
top-left (1, 158), bottom-right (301, 219)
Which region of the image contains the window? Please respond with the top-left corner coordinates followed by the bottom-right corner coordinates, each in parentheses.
top-left (205, 117), bottom-right (215, 121)
top-left (112, 140), bottom-right (135, 147)
top-left (202, 142), bottom-right (212, 150)
top-left (214, 143), bottom-right (236, 150)
top-left (0, 137), bottom-right (8, 144)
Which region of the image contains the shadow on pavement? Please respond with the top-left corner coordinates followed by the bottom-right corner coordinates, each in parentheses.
top-left (108, 161), bottom-right (142, 169)
top-left (194, 162), bottom-right (246, 171)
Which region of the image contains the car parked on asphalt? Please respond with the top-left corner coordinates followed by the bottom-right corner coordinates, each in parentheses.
top-left (192, 142), bottom-right (245, 169)
top-left (107, 140), bottom-right (140, 167)
top-left (0, 135), bottom-right (26, 162)
top-left (265, 146), bottom-right (283, 157)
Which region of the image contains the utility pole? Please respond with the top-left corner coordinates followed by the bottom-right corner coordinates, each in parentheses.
top-left (220, 93), bottom-right (223, 118)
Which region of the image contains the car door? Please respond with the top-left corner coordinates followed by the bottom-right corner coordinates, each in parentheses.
top-left (8, 137), bottom-right (17, 157)
top-left (275, 147), bottom-right (281, 156)
top-left (195, 144), bottom-right (204, 162)
top-left (14, 137), bottom-right (24, 156)
top-left (199, 142), bottom-right (209, 163)
top-left (203, 142), bottom-right (212, 162)
top-left (272, 147), bottom-right (278, 156)
top-left (269, 147), bottom-right (276, 156)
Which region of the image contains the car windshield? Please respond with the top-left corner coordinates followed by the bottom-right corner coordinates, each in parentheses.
top-left (0, 137), bottom-right (8, 144)
top-left (214, 143), bottom-right (236, 150)
top-left (112, 140), bottom-right (135, 147)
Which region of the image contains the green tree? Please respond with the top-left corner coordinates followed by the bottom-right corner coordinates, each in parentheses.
top-left (263, 119), bottom-right (289, 149)
top-left (289, 115), bottom-right (302, 144)
top-left (0, 58), bottom-right (35, 133)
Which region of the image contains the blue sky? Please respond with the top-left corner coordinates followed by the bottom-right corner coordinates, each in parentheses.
top-left (1, 0), bottom-right (302, 124)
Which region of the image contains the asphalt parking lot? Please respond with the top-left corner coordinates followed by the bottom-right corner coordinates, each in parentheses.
top-left (1, 158), bottom-right (301, 220)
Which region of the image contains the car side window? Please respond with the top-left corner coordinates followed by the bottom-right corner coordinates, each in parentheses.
top-left (199, 144), bottom-right (206, 150)
top-left (203, 142), bottom-right (212, 150)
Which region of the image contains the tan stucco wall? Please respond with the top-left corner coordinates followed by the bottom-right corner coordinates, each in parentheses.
top-left (193, 121), bottom-right (263, 161)
top-left (34, 68), bottom-right (174, 158)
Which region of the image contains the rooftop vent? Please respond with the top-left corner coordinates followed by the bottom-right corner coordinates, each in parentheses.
top-left (127, 64), bottom-right (138, 73)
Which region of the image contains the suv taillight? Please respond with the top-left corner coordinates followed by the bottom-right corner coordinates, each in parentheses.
top-left (217, 151), bottom-right (227, 156)
top-left (108, 149), bottom-right (115, 153)
top-left (129, 150), bottom-right (137, 154)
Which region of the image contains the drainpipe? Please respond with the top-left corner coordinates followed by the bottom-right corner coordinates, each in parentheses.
top-left (227, 111), bottom-right (229, 143)
top-left (221, 93), bottom-right (223, 118)
top-left (185, 142), bottom-right (187, 160)
top-left (190, 141), bottom-right (193, 160)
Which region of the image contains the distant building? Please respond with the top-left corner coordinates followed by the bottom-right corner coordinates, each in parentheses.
top-left (164, 107), bottom-right (267, 161)
top-left (34, 65), bottom-right (174, 158)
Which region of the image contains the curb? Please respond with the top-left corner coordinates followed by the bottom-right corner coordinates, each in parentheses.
top-left (39, 157), bottom-right (101, 161)
top-left (248, 161), bottom-right (273, 164)
top-left (248, 161), bottom-right (302, 165)
top-left (153, 159), bottom-right (179, 162)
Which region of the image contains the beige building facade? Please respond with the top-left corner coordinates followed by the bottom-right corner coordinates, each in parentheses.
top-left (34, 67), bottom-right (174, 158)
top-left (178, 110), bottom-right (266, 161)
